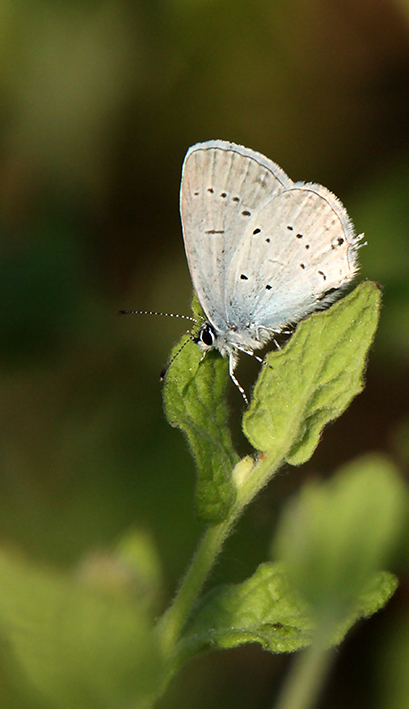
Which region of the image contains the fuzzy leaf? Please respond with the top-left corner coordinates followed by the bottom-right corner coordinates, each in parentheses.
top-left (180, 562), bottom-right (313, 656)
top-left (179, 562), bottom-right (396, 660)
top-left (243, 282), bottom-right (381, 464)
top-left (163, 302), bottom-right (238, 523)
top-left (331, 570), bottom-right (398, 645)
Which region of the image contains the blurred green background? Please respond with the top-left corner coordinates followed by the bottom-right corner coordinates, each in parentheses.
top-left (1, 0), bottom-right (409, 706)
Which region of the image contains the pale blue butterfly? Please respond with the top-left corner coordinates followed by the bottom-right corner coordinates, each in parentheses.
top-left (179, 140), bottom-right (363, 402)
top-left (122, 141), bottom-right (363, 403)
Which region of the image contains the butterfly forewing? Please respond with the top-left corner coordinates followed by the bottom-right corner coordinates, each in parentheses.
top-left (180, 141), bottom-right (291, 332)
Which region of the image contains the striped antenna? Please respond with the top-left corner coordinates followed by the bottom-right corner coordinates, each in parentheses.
top-left (118, 309), bottom-right (200, 382)
top-left (118, 309), bottom-right (197, 323)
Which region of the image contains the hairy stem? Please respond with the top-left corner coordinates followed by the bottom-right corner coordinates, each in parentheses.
top-left (157, 518), bottom-right (232, 658)
top-left (156, 448), bottom-right (286, 674)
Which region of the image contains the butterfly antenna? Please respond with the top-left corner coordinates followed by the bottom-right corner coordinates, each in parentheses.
top-left (118, 309), bottom-right (197, 323)
top-left (118, 309), bottom-right (201, 381)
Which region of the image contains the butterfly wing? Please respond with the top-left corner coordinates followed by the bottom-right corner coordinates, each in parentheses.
top-left (223, 182), bottom-right (360, 335)
top-left (180, 141), bottom-right (291, 332)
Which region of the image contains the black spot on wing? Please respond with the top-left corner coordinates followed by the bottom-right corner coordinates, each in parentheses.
top-left (331, 236), bottom-right (345, 250)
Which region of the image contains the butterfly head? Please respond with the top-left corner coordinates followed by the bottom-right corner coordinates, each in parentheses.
top-left (194, 320), bottom-right (253, 404)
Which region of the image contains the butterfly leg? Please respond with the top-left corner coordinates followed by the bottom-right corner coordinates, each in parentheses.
top-left (237, 346), bottom-right (265, 365)
top-left (228, 350), bottom-right (248, 405)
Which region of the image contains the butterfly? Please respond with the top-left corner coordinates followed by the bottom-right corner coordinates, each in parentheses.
top-left (179, 140), bottom-right (363, 402)
top-left (120, 141), bottom-right (363, 403)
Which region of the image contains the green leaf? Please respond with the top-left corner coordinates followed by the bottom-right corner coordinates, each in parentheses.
top-left (163, 298), bottom-right (238, 524)
top-left (76, 529), bottom-right (163, 612)
top-left (0, 549), bottom-right (163, 709)
top-left (243, 282), bottom-right (381, 464)
top-left (273, 454), bottom-right (407, 619)
top-left (178, 562), bottom-right (396, 660)
top-left (180, 563), bottom-right (313, 656)
top-left (331, 570), bottom-right (398, 646)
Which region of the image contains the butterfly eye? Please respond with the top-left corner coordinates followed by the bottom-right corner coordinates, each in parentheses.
top-left (197, 323), bottom-right (216, 348)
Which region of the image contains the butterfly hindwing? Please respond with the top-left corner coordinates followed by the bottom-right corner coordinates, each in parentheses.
top-left (223, 183), bottom-right (358, 330)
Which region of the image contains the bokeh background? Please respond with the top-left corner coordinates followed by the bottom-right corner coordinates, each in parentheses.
top-left (1, 0), bottom-right (409, 707)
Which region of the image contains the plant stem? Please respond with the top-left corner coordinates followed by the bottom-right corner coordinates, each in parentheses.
top-left (157, 448), bottom-right (286, 663)
top-left (157, 517), bottom-right (231, 658)
top-left (273, 638), bottom-right (334, 709)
